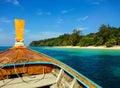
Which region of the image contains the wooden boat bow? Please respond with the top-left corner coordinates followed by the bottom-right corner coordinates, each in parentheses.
top-left (0, 19), bottom-right (101, 88)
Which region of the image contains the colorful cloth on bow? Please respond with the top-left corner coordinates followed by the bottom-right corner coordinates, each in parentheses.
top-left (14, 19), bottom-right (25, 48)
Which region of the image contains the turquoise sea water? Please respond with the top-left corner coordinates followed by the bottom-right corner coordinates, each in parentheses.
top-left (0, 46), bottom-right (120, 88)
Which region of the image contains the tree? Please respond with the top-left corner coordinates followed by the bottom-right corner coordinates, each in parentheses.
top-left (94, 36), bottom-right (104, 46)
top-left (105, 38), bottom-right (117, 47)
top-left (77, 36), bottom-right (94, 46)
top-left (29, 25), bottom-right (120, 47)
top-left (69, 29), bottom-right (81, 46)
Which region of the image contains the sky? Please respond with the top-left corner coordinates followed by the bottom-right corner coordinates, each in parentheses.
top-left (0, 0), bottom-right (120, 46)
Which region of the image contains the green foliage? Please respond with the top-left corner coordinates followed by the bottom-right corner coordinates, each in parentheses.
top-left (77, 36), bottom-right (94, 46)
top-left (69, 29), bottom-right (81, 46)
top-left (94, 36), bottom-right (104, 46)
top-left (29, 24), bottom-right (120, 47)
top-left (105, 38), bottom-right (117, 47)
top-left (117, 37), bottom-right (120, 45)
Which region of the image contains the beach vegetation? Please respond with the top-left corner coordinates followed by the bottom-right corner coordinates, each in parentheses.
top-left (30, 24), bottom-right (120, 47)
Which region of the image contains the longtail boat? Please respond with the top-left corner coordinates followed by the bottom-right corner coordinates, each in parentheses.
top-left (0, 19), bottom-right (101, 88)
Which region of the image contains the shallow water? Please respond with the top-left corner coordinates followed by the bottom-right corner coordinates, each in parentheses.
top-left (1, 46), bottom-right (120, 88)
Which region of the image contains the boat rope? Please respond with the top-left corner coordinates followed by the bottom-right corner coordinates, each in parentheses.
top-left (0, 58), bottom-right (10, 82)
top-left (0, 70), bottom-right (5, 83)
top-left (34, 66), bottom-right (45, 83)
top-left (22, 50), bottom-right (30, 74)
top-left (13, 57), bottom-right (46, 83)
top-left (13, 59), bottom-right (27, 83)
top-left (0, 78), bottom-right (14, 88)
top-left (0, 57), bottom-right (46, 87)
top-left (0, 58), bottom-right (9, 68)
top-left (20, 58), bottom-right (28, 74)
top-left (0, 58), bottom-right (13, 88)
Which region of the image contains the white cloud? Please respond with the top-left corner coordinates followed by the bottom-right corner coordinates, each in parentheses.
top-left (25, 29), bottom-right (30, 33)
top-left (5, 0), bottom-right (20, 6)
top-left (27, 31), bottom-right (62, 40)
top-left (5, 0), bottom-right (24, 9)
top-left (37, 10), bottom-right (52, 16)
top-left (57, 18), bottom-right (63, 24)
top-left (77, 16), bottom-right (88, 21)
top-left (61, 8), bottom-right (75, 14)
top-left (30, 31), bottom-right (62, 40)
top-left (82, 16), bottom-right (88, 20)
top-left (76, 27), bottom-right (88, 31)
top-left (61, 10), bottom-right (68, 14)
top-left (24, 31), bottom-right (63, 45)
top-left (0, 18), bottom-right (11, 23)
top-left (13, 0), bottom-right (19, 5)
top-left (0, 33), bottom-right (14, 46)
top-left (37, 11), bottom-right (43, 15)
top-left (45, 12), bottom-right (52, 15)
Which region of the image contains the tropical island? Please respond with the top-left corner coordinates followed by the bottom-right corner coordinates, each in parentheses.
top-left (30, 24), bottom-right (120, 48)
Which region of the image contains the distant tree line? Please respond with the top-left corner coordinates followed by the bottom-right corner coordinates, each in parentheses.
top-left (30, 24), bottom-right (120, 47)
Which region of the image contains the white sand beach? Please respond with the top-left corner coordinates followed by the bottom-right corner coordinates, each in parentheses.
top-left (53, 46), bottom-right (120, 49)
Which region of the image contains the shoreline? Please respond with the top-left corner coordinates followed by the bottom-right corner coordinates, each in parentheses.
top-left (53, 46), bottom-right (120, 50)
